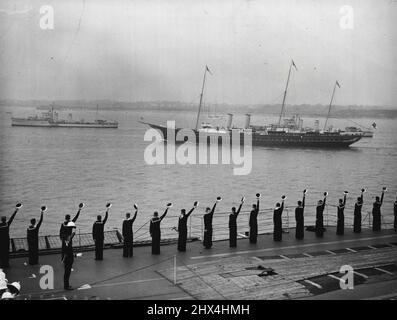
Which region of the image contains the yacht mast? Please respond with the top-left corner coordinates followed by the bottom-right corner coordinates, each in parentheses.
top-left (195, 65), bottom-right (211, 131)
top-left (278, 60), bottom-right (297, 125)
top-left (323, 81), bottom-right (340, 131)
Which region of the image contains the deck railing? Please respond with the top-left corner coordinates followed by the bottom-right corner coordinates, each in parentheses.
top-left (9, 205), bottom-right (395, 254)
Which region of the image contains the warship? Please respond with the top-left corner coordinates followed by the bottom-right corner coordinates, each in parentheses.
top-left (11, 105), bottom-right (118, 129)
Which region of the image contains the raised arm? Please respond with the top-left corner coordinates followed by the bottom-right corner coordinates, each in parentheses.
top-left (160, 208), bottom-right (169, 221)
top-left (236, 203), bottom-right (243, 215)
top-left (322, 196), bottom-right (327, 210)
top-left (360, 192), bottom-right (363, 204)
top-left (280, 201), bottom-right (284, 211)
top-left (186, 207), bottom-right (195, 218)
top-left (37, 212), bottom-right (44, 229)
top-left (343, 194), bottom-right (347, 206)
top-left (380, 192), bottom-right (384, 206)
top-left (103, 210), bottom-right (109, 224)
top-left (72, 208), bottom-right (81, 223)
top-left (131, 210), bottom-right (138, 223)
top-left (210, 202), bottom-right (217, 216)
top-left (302, 194), bottom-right (306, 208)
top-left (256, 199), bottom-right (260, 214)
top-left (7, 209), bottom-right (18, 226)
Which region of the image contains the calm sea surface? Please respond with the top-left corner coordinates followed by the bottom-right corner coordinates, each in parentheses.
top-left (1, 106), bottom-right (396, 240)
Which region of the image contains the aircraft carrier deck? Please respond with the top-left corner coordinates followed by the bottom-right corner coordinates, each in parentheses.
top-left (5, 226), bottom-right (397, 300)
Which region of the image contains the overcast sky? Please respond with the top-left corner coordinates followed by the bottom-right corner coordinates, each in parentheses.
top-left (0, 0), bottom-right (396, 106)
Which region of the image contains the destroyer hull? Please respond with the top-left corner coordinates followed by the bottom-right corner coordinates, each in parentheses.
top-left (144, 122), bottom-right (362, 148)
top-left (11, 118), bottom-right (118, 128)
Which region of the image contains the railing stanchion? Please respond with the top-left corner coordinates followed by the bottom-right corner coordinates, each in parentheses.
top-left (326, 205), bottom-right (329, 227)
top-left (286, 208), bottom-right (290, 230)
top-left (189, 215), bottom-right (192, 239)
top-left (201, 216), bottom-right (204, 241)
top-left (173, 255), bottom-right (177, 285)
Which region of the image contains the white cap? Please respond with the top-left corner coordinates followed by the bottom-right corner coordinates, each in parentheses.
top-left (67, 221), bottom-right (76, 228)
top-left (0, 280), bottom-right (7, 290)
top-left (0, 270), bottom-right (7, 290)
top-left (1, 291), bottom-right (14, 300)
top-left (9, 282), bottom-right (21, 293)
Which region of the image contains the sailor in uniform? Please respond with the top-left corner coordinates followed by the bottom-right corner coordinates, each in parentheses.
top-left (273, 196), bottom-right (285, 241)
top-left (229, 197), bottom-right (244, 248)
top-left (336, 192), bottom-right (347, 235)
top-left (249, 194), bottom-right (260, 244)
top-left (92, 203), bottom-right (110, 260)
top-left (315, 192), bottom-right (327, 238)
top-left (177, 202), bottom-right (198, 252)
top-left (62, 225), bottom-right (76, 290)
top-left (295, 190), bottom-right (306, 240)
top-left (353, 189), bottom-right (364, 233)
top-left (372, 188), bottom-right (386, 231)
top-left (0, 204), bottom-right (21, 268)
top-left (60, 203), bottom-right (83, 256)
top-left (122, 204), bottom-right (138, 258)
top-left (150, 204), bottom-right (171, 254)
top-left (27, 206), bottom-right (46, 265)
top-left (203, 197), bottom-right (221, 249)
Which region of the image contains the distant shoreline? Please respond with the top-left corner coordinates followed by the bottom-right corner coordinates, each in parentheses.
top-left (1, 100), bottom-right (397, 118)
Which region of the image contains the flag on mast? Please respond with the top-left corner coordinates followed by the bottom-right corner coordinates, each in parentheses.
top-left (292, 60), bottom-right (298, 71)
top-left (206, 65), bottom-right (213, 75)
top-left (336, 81), bottom-right (341, 88)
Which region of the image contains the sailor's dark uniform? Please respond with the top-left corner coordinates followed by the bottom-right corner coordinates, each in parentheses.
top-left (372, 192), bottom-right (384, 231)
top-left (203, 203), bottom-right (217, 249)
top-left (27, 212), bottom-right (43, 265)
top-left (336, 195), bottom-right (346, 235)
top-left (92, 210), bottom-right (109, 260)
top-left (353, 194), bottom-right (363, 233)
top-left (394, 200), bottom-right (397, 231)
top-left (122, 211), bottom-right (137, 257)
top-left (273, 202), bottom-right (284, 241)
top-left (177, 208), bottom-right (194, 252)
top-left (0, 209), bottom-right (18, 268)
top-left (59, 209), bottom-right (81, 256)
top-left (249, 200), bottom-right (260, 244)
top-left (315, 197), bottom-right (326, 237)
top-left (150, 209), bottom-right (169, 255)
top-left (62, 237), bottom-right (74, 290)
top-left (229, 203), bottom-right (243, 247)
top-left (295, 195), bottom-right (305, 240)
